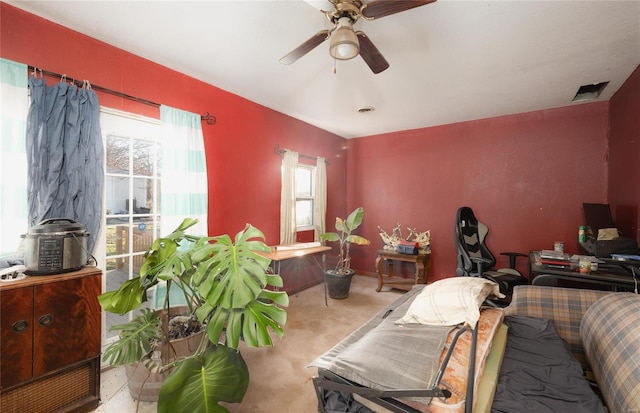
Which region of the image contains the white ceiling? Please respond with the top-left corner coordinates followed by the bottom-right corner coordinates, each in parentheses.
top-left (7, 0), bottom-right (640, 139)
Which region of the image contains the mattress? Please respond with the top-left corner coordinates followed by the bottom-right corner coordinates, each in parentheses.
top-left (490, 315), bottom-right (606, 413)
top-left (409, 308), bottom-right (504, 413)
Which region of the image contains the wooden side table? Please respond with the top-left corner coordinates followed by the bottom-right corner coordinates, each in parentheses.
top-left (375, 249), bottom-right (431, 292)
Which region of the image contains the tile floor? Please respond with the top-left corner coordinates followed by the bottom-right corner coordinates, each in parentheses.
top-left (93, 366), bottom-right (156, 413)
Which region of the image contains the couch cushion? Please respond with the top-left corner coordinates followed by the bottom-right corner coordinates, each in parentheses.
top-left (425, 308), bottom-right (504, 413)
top-left (580, 293), bottom-right (640, 412)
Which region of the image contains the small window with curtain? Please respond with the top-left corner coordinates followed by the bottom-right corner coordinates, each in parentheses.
top-left (295, 165), bottom-right (315, 230)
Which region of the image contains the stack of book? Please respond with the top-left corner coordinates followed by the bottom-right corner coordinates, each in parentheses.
top-left (539, 250), bottom-right (572, 270)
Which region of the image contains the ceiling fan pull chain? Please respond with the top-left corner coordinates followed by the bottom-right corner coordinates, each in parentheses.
top-left (333, 59), bottom-right (337, 74)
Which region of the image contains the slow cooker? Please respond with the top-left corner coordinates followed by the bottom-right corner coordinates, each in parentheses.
top-left (22, 218), bottom-right (89, 275)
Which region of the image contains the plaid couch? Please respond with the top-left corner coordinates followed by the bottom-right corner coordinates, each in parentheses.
top-left (505, 285), bottom-right (640, 413)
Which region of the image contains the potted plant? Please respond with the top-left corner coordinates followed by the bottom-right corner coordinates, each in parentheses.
top-left (320, 207), bottom-right (371, 299)
top-left (98, 218), bottom-right (288, 413)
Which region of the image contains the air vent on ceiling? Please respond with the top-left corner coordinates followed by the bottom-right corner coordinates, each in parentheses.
top-left (357, 106), bottom-right (375, 114)
top-left (572, 81), bottom-right (609, 102)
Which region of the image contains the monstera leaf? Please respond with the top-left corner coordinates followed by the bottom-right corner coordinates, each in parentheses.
top-left (191, 225), bottom-right (273, 309)
top-left (192, 224), bottom-right (289, 349)
top-left (101, 308), bottom-right (162, 366)
top-left (98, 277), bottom-right (148, 315)
top-left (157, 345), bottom-right (249, 413)
top-left (238, 293), bottom-right (288, 347)
top-left (200, 289), bottom-right (288, 350)
top-left (99, 218), bottom-right (202, 316)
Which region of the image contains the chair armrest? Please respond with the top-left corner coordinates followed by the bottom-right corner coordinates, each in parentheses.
top-left (470, 257), bottom-right (492, 277)
top-left (470, 257), bottom-right (505, 298)
top-left (499, 252), bottom-right (527, 269)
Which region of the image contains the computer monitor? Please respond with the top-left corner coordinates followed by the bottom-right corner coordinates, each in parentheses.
top-left (582, 203), bottom-right (616, 236)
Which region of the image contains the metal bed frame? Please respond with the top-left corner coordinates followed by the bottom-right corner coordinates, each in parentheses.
top-left (313, 324), bottom-right (479, 413)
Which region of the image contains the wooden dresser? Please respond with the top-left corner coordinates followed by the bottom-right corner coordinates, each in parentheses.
top-left (0, 267), bottom-right (101, 413)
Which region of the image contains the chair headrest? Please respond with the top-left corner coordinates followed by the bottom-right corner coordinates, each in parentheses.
top-left (457, 206), bottom-right (478, 228)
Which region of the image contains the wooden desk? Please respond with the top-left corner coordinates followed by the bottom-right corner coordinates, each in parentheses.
top-left (259, 244), bottom-right (331, 262)
top-left (258, 243), bottom-right (332, 303)
top-left (375, 249), bottom-right (431, 292)
top-left (529, 251), bottom-right (637, 291)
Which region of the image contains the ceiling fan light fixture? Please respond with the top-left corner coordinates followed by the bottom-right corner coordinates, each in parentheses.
top-left (329, 17), bottom-right (359, 60)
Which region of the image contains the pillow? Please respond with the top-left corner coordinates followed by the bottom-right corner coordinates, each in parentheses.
top-left (395, 277), bottom-right (504, 329)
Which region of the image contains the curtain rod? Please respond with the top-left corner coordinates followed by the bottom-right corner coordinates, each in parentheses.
top-left (274, 144), bottom-right (329, 165)
top-left (28, 66), bottom-right (216, 125)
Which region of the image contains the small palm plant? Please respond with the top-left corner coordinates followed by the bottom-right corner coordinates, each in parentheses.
top-left (320, 207), bottom-right (370, 275)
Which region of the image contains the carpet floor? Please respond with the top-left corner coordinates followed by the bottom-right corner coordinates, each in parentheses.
top-left (94, 275), bottom-right (405, 413)
top-left (223, 275), bottom-right (404, 413)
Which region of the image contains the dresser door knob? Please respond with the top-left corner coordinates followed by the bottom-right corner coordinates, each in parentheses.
top-left (12, 320), bottom-right (29, 333)
top-left (38, 314), bottom-right (54, 326)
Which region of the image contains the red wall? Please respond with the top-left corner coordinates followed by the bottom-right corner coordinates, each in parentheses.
top-left (5, 3), bottom-right (636, 286)
top-left (609, 66), bottom-right (640, 241)
top-left (347, 103), bottom-right (610, 281)
top-left (0, 3), bottom-right (347, 247)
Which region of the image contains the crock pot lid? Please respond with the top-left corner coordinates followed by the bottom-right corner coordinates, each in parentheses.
top-left (29, 219), bottom-right (86, 233)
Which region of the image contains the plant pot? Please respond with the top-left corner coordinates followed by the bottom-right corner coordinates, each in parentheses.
top-left (125, 324), bottom-right (206, 401)
top-left (325, 269), bottom-right (355, 299)
top-left (125, 361), bottom-right (171, 402)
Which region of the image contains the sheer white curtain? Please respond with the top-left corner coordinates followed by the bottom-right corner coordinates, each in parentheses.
top-left (0, 59), bottom-right (29, 259)
top-left (314, 157), bottom-right (327, 241)
top-left (160, 105), bottom-right (208, 236)
top-left (280, 150), bottom-right (298, 244)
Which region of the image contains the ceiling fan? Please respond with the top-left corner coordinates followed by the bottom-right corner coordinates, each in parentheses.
top-left (280, 0), bottom-right (437, 74)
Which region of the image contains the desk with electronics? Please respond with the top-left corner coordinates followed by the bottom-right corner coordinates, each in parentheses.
top-left (530, 249), bottom-right (640, 292)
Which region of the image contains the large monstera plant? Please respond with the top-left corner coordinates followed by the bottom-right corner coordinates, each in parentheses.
top-left (98, 218), bottom-right (288, 413)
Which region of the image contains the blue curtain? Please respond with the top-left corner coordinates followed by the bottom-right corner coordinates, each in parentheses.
top-left (26, 75), bottom-right (104, 253)
top-left (160, 105), bottom-right (208, 236)
top-left (0, 58), bottom-right (29, 260)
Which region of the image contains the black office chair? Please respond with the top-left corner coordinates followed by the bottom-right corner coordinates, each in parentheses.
top-left (455, 206), bottom-right (527, 303)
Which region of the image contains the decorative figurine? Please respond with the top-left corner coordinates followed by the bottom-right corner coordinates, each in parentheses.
top-left (378, 223), bottom-right (431, 253)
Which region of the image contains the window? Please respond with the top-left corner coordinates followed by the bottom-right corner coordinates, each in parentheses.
top-left (280, 153), bottom-right (326, 243)
top-left (295, 165), bottom-right (315, 230)
top-left (95, 109), bottom-right (161, 343)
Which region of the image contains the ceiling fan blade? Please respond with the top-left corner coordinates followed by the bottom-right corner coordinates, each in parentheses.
top-left (279, 30), bottom-right (331, 65)
top-left (356, 31), bottom-right (389, 74)
top-left (361, 0), bottom-right (436, 20)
